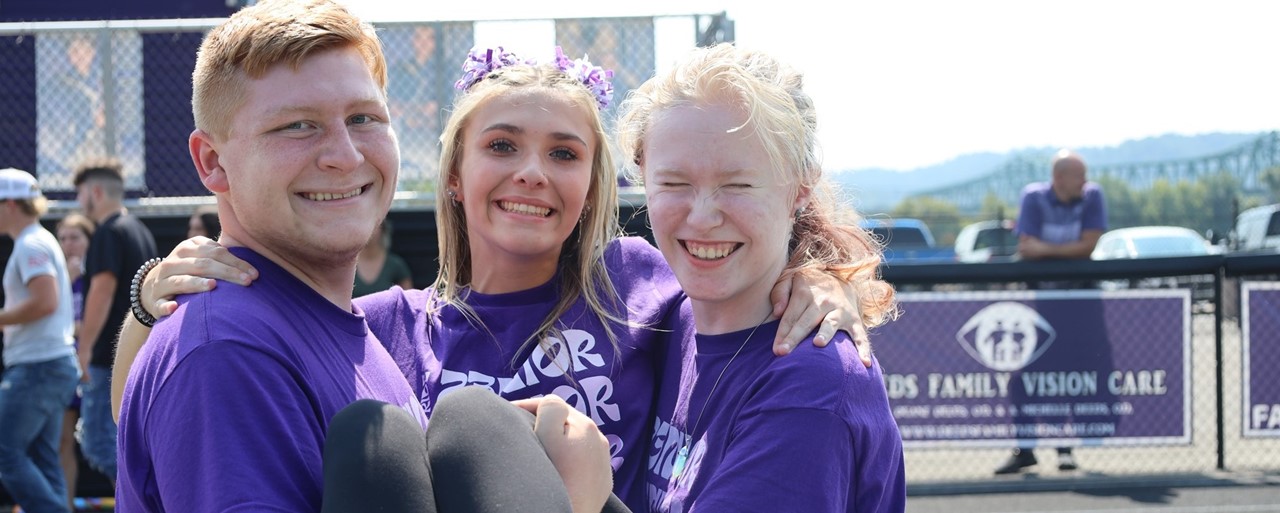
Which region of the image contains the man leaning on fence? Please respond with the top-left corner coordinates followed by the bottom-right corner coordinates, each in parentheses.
top-left (998, 149), bottom-right (1108, 475)
top-left (1014, 150), bottom-right (1107, 264)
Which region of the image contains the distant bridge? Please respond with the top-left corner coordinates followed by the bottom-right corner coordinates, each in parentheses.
top-left (910, 131), bottom-right (1280, 213)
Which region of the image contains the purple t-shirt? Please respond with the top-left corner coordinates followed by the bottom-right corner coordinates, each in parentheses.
top-left (71, 276), bottom-right (84, 324)
top-left (646, 304), bottom-right (906, 513)
top-left (117, 248), bottom-right (427, 513)
top-left (358, 236), bottom-right (685, 510)
top-left (1015, 181), bottom-right (1108, 247)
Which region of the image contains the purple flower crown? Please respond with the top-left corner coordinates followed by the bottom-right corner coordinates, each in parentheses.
top-left (454, 46), bottom-right (615, 110)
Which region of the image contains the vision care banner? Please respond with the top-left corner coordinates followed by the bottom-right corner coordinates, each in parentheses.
top-left (874, 289), bottom-right (1191, 448)
top-left (1243, 282), bottom-right (1280, 438)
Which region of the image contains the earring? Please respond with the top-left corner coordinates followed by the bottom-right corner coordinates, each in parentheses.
top-left (580, 204), bottom-right (592, 222)
top-left (447, 189), bottom-right (458, 203)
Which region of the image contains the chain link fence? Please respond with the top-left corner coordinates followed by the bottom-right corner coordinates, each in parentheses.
top-left (1227, 278), bottom-right (1280, 472)
top-left (874, 261), bottom-right (1280, 484)
top-left (0, 14), bottom-right (715, 204)
top-left (887, 290), bottom-right (1225, 482)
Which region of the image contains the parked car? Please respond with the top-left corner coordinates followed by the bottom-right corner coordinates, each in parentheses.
top-left (1232, 203), bottom-right (1280, 252)
top-left (1091, 225), bottom-right (1217, 302)
top-left (954, 219), bottom-right (1018, 263)
top-left (861, 218), bottom-right (956, 263)
top-left (1091, 226), bottom-right (1218, 260)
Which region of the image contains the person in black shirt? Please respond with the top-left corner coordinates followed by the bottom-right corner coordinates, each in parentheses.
top-left (73, 160), bottom-right (158, 483)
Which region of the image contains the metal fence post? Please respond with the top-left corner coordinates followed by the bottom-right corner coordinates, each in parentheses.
top-left (1214, 266), bottom-right (1226, 470)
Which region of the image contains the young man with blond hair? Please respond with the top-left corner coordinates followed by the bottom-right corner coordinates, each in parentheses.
top-left (114, 0), bottom-right (425, 510)
top-left (0, 168), bottom-right (80, 513)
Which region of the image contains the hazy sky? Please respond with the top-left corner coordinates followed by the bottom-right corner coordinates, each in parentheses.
top-left (344, 0), bottom-right (1280, 172)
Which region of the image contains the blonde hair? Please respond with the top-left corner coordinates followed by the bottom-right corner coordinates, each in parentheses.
top-left (432, 61), bottom-right (626, 367)
top-left (12, 197), bottom-right (48, 218)
top-left (617, 43), bottom-right (897, 328)
top-left (191, 0), bottom-right (388, 139)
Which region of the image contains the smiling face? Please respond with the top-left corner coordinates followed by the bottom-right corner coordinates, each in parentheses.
top-left (642, 102), bottom-right (805, 334)
top-left (194, 46), bottom-right (398, 276)
top-left (449, 88), bottom-right (595, 292)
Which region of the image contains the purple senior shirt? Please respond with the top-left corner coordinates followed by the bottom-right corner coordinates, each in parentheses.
top-left (117, 248), bottom-right (427, 512)
top-left (645, 303), bottom-right (907, 513)
top-left (358, 236), bottom-right (687, 510)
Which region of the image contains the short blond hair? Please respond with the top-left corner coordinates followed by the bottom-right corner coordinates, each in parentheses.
top-left (12, 197), bottom-right (48, 218)
top-left (192, 0), bottom-right (388, 139)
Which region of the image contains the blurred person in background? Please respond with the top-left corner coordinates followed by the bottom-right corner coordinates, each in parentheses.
top-left (54, 213), bottom-right (94, 510)
top-left (1000, 149), bottom-right (1108, 475)
top-left (353, 217), bottom-right (413, 298)
top-left (1015, 150), bottom-right (1107, 263)
top-left (387, 24), bottom-right (443, 183)
top-left (186, 204), bottom-right (220, 240)
top-left (0, 168), bottom-right (80, 513)
top-left (73, 160), bottom-right (158, 484)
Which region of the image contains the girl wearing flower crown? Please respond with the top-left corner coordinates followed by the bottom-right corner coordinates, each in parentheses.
top-left (617, 43), bottom-right (906, 512)
top-left (113, 45), bottom-right (872, 512)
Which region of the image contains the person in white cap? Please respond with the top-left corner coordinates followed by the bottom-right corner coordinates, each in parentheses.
top-left (0, 167), bottom-right (80, 513)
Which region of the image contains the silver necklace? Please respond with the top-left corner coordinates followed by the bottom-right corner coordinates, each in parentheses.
top-left (672, 318), bottom-right (767, 480)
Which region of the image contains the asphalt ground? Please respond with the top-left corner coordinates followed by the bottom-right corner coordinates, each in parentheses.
top-left (908, 471), bottom-right (1280, 512)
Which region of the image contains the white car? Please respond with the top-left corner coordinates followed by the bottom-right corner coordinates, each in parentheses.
top-left (954, 219), bottom-right (1018, 263)
top-left (1091, 226), bottom-right (1217, 260)
top-left (1091, 225), bottom-right (1217, 301)
top-left (1233, 203), bottom-right (1280, 252)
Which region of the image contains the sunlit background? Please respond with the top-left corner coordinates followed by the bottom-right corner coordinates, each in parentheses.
top-left (341, 0), bottom-right (1280, 173)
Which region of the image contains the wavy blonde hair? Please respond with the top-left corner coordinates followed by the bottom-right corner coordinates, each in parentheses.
top-left (616, 43), bottom-right (897, 328)
top-left (432, 62), bottom-right (626, 368)
top-left (191, 0), bottom-right (388, 140)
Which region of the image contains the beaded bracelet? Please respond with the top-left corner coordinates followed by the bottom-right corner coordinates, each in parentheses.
top-left (130, 257), bottom-right (164, 327)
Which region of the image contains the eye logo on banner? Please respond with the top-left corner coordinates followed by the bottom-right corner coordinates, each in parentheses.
top-left (956, 302), bottom-right (1056, 372)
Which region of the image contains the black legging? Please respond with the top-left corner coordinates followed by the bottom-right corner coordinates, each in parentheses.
top-left (321, 386), bottom-right (630, 513)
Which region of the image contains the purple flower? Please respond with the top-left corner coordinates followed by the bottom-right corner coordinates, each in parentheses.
top-left (454, 46), bottom-right (530, 91)
top-left (454, 45), bottom-right (615, 110)
top-left (551, 46), bottom-right (615, 109)
top-left (554, 46), bottom-right (575, 71)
